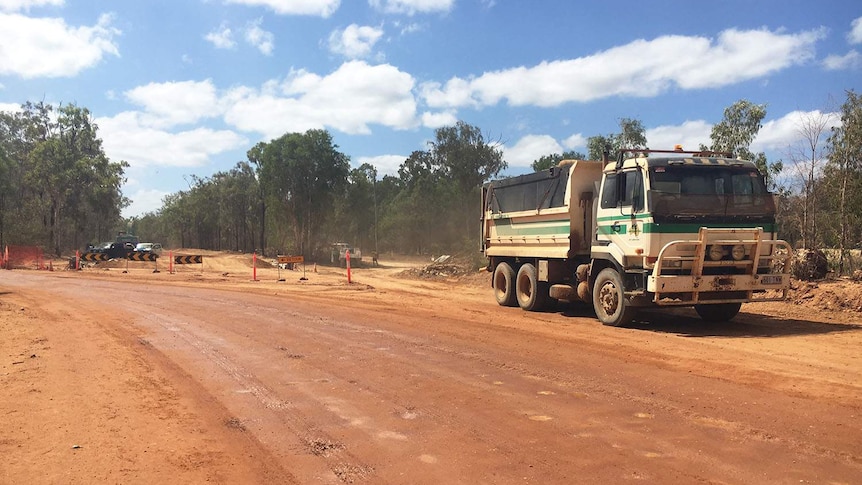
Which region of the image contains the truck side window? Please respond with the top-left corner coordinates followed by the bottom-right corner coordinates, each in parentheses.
top-left (600, 174), bottom-right (617, 209)
top-left (601, 171), bottom-right (644, 210)
top-left (622, 171), bottom-right (644, 211)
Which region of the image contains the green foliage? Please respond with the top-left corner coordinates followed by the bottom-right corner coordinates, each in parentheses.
top-left (530, 150), bottom-right (585, 172)
top-left (586, 118), bottom-right (647, 160)
top-left (0, 102), bottom-right (126, 255)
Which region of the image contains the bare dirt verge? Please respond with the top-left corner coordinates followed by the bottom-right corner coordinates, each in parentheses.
top-left (2, 251), bottom-right (861, 484)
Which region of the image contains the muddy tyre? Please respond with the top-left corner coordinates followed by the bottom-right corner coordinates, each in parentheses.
top-left (492, 262), bottom-right (518, 307)
top-left (515, 263), bottom-right (551, 311)
top-left (694, 302), bottom-right (742, 322)
top-left (592, 267), bottom-right (637, 326)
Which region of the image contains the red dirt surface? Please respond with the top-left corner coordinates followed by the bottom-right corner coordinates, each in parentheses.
top-left (1, 252), bottom-right (860, 484)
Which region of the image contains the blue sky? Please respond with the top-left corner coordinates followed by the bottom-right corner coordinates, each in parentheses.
top-left (1, 0), bottom-right (860, 217)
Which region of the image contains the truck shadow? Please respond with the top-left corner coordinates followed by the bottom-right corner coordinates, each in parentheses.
top-left (558, 303), bottom-right (862, 338)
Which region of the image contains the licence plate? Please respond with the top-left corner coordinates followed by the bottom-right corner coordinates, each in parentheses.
top-left (761, 275), bottom-right (783, 285)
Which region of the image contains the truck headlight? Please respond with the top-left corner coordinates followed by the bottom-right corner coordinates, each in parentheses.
top-left (731, 244), bottom-right (746, 261)
top-left (708, 245), bottom-right (724, 261)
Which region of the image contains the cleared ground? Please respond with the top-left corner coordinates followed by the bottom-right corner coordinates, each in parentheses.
top-left (1, 253), bottom-right (860, 484)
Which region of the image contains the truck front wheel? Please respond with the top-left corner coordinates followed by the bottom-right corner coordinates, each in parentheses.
top-left (593, 268), bottom-right (637, 326)
top-left (516, 263), bottom-right (552, 311)
top-left (694, 302), bottom-right (742, 322)
top-left (492, 262), bottom-right (517, 307)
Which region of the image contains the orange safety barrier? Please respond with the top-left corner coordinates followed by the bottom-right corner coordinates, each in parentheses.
top-left (3, 245), bottom-right (45, 270)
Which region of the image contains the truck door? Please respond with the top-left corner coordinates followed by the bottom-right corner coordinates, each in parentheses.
top-left (596, 169), bottom-right (646, 262)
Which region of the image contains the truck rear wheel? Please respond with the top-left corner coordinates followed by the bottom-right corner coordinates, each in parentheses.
top-left (593, 268), bottom-right (637, 326)
top-left (516, 263), bottom-right (552, 311)
top-left (492, 262), bottom-right (517, 307)
top-left (694, 302), bottom-right (742, 322)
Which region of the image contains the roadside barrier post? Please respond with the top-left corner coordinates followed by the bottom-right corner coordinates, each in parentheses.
top-left (169, 250), bottom-right (173, 274)
top-left (346, 249), bottom-right (352, 284)
top-left (76, 250), bottom-right (80, 271)
top-left (253, 251), bottom-right (258, 281)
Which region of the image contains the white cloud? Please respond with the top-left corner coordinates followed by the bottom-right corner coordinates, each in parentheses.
top-left (0, 0), bottom-right (62, 12)
top-left (245, 18), bottom-right (274, 55)
top-left (503, 134), bottom-right (563, 168)
top-left (124, 80), bottom-right (221, 128)
top-left (205, 23), bottom-right (236, 49)
top-left (0, 12), bottom-right (119, 78)
top-left (225, 0), bottom-right (339, 17)
top-left (356, 154), bottom-right (406, 176)
top-left (97, 111), bottom-right (248, 169)
top-left (0, 102), bottom-right (22, 113)
top-left (223, 61), bottom-right (418, 139)
top-left (645, 120), bottom-right (712, 152)
top-left (754, 110), bottom-right (840, 153)
top-left (328, 24), bottom-right (383, 59)
top-left (420, 110), bottom-right (457, 128)
top-left (121, 188), bottom-right (172, 218)
top-left (369, 0), bottom-right (454, 16)
top-left (849, 16), bottom-right (862, 44)
top-left (423, 27), bottom-right (824, 109)
top-left (562, 133), bottom-right (586, 151)
top-left (823, 50), bottom-right (862, 70)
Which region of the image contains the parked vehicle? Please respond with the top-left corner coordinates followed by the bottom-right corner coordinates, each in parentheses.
top-left (481, 147), bottom-right (792, 326)
top-left (330, 242), bottom-right (362, 267)
top-left (134, 242), bottom-right (162, 254)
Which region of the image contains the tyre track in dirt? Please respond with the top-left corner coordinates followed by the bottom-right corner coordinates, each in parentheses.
top-left (2, 269), bottom-right (861, 484)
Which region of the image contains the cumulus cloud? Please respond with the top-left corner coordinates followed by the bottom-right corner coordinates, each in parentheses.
top-left (849, 16), bottom-right (862, 44)
top-left (225, 0), bottom-right (339, 17)
top-left (422, 27), bottom-right (825, 109)
top-left (205, 23), bottom-right (236, 49)
top-left (754, 110), bottom-right (840, 153)
top-left (121, 188), bottom-right (172, 218)
top-left (245, 18), bottom-right (274, 55)
top-left (0, 0), bottom-right (62, 12)
top-left (124, 80), bottom-right (221, 128)
top-left (223, 61), bottom-right (418, 139)
top-left (0, 102), bottom-right (22, 113)
top-left (562, 133), bottom-right (586, 151)
top-left (328, 24), bottom-right (383, 59)
top-left (369, 0), bottom-right (454, 16)
top-left (96, 111), bottom-right (248, 169)
top-left (420, 110), bottom-right (457, 128)
top-left (0, 12), bottom-right (119, 78)
top-left (645, 120), bottom-right (712, 152)
top-left (823, 50), bottom-right (861, 70)
top-left (503, 134), bottom-right (563, 168)
top-left (356, 154), bottom-right (406, 176)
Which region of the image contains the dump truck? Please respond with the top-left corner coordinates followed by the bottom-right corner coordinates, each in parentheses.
top-left (481, 148), bottom-right (792, 326)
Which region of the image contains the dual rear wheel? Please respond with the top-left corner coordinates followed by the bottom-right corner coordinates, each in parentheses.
top-left (492, 262), bottom-right (554, 311)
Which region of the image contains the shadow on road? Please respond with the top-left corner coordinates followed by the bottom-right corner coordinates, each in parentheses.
top-left (557, 302), bottom-right (861, 338)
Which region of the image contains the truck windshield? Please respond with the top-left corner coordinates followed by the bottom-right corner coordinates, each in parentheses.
top-left (648, 165), bottom-right (776, 223)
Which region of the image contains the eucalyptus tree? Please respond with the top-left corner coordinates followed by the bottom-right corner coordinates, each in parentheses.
top-left (824, 90), bottom-right (862, 273)
top-left (586, 117), bottom-right (647, 160)
top-left (256, 129), bottom-right (350, 257)
top-left (429, 121), bottom-right (505, 244)
top-left (531, 150), bottom-right (586, 172)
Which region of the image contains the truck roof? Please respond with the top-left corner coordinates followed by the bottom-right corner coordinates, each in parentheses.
top-left (608, 155), bottom-right (759, 172)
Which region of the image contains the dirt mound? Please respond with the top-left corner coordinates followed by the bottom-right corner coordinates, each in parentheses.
top-left (397, 255), bottom-right (482, 281)
top-left (789, 278), bottom-right (862, 312)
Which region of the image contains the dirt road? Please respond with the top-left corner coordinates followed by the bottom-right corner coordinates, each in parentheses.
top-left (1, 258), bottom-right (861, 484)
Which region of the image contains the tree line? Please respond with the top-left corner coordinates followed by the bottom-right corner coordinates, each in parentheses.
top-left (1, 92), bottom-right (860, 272)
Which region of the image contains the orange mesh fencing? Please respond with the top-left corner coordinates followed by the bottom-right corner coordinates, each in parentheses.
top-left (3, 245), bottom-right (46, 270)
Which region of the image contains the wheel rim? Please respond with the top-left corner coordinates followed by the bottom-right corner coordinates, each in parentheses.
top-left (598, 281), bottom-right (619, 317)
top-left (494, 271), bottom-right (507, 298)
top-left (518, 272), bottom-right (533, 301)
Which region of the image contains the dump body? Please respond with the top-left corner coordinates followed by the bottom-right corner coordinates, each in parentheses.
top-left (482, 152), bottom-right (792, 325)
